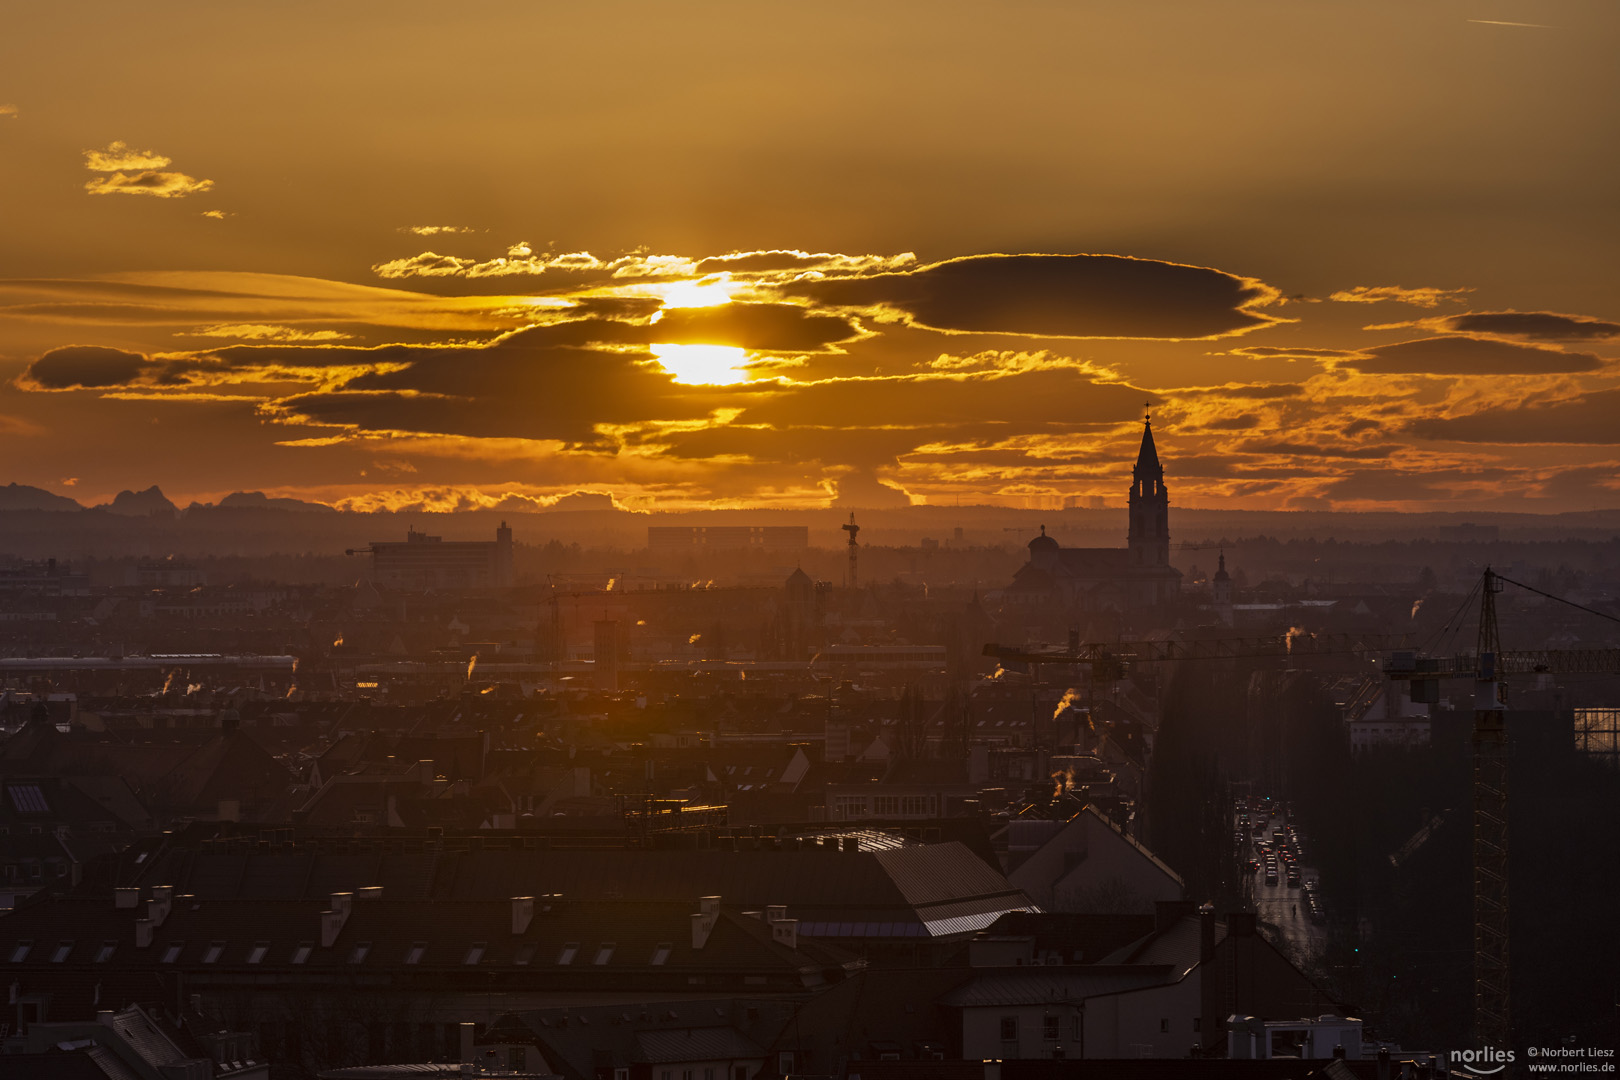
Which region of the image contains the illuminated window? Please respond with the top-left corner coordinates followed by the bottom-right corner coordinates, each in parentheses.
top-left (404, 942), bottom-right (427, 965)
top-left (557, 942), bottom-right (579, 965)
top-left (50, 941), bottom-right (73, 963)
top-left (464, 943), bottom-right (485, 965)
top-left (160, 943), bottom-right (184, 964)
top-left (202, 941), bottom-right (225, 964)
top-left (290, 941), bottom-right (313, 964)
top-left (650, 943), bottom-right (673, 966)
top-left (247, 942), bottom-right (269, 964)
top-left (593, 943), bottom-right (615, 965)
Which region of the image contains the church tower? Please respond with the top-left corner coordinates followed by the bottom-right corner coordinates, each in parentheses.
top-left (1127, 414), bottom-right (1170, 570)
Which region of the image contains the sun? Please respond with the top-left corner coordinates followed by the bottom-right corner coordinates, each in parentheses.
top-left (649, 343), bottom-right (751, 385)
top-left (656, 274), bottom-right (738, 310)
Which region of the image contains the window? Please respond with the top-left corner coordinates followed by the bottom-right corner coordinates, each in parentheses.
top-left (463, 943), bottom-right (485, 965)
top-left (404, 942), bottom-right (427, 965)
top-left (1160, 1018), bottom-right (1169, 1033)
top-left (348, 942), bottom-right (371, 964)
top-left (1193, 1017), bottom-right (1202, 1032)
top-left (160, 943), bottom-right (184, 964)
top-left (557, 942), bottom-right (579, 965)
top-left (50, 941), bottom-right (73, 963)
top-left (1043, 1015), bottom-right (1059, 1040)
top-left (202, 941), bottom-right (225, 964)
top-left (872, 796), bottom-right (900, 815)
top-left (95, 942), bottom-right (116, 964)
top-left (902, 795), bottom-right (929, 815)
top-left (777, 1053), bottom-right (795, 1074)
top-left (290, 941), bottom-right (313, 964)
top-left (246, 942), bottom-right (269, 964)
top-left (592, 943), bottom-right (615, 965)
top-left (649, 943), bottom-right (673, 966)
top-left (512, 944), bottom-right (534, 966)
top-left (1000, 1016), bottom-right (1018, 1041)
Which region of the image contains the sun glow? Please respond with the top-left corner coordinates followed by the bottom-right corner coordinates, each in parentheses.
top-left (649, 343), bottom-right (751, 385)
top-left (656, 274), bottom-right (737, 310)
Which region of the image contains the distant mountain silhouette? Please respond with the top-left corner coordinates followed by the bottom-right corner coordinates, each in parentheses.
top-left (101, 485), bottom-right (178, 516)
top-left (214, 491), bottom-right (337, 513)
top-left (0, 483), bottom-right (83, 512)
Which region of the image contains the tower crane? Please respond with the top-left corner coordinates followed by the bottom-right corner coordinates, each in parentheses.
top-left (842, 513), bottom-right (860, 589)
top-left (1385, 566), bottom-right (1620, 1049)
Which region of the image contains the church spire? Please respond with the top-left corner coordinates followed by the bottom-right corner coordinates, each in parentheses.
top-left (1134, 405), bottom-right (1162, 478)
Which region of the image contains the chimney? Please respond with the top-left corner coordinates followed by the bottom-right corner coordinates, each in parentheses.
top-left (692, 907), bottom-right (718, 950)
top-left (135, 918), bottom-right (154, 948)
top-left (321, 909), bottom-right (347, 948)
top-left (330, 891), bottom-right (354, 918)
top-left (1376, 1048), bottom-right (1391, 1080)
top-left (114, 887), bottom-right (140, 910)
top-left (357, 886), bottom-right (383, 902)
top-left (512, 896), bottom-right (535, 935)
top-left (459, 1022), bottom-right (476, 1065)
top-left (765, 905), bottom-right (787, 923)
top-left (771, 918), bottom-right (799, 950)
top-left (700, 895), bottom-right (721, 915)
top-left (148, 886), bottom-right (174, 927)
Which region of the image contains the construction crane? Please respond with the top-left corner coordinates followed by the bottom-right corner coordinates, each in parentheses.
top-left (1385, 567), bottom-right (1620, 1049)
top-left (842, 513), bottom-right (860, 589)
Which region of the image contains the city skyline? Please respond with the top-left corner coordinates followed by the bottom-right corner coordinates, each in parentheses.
top-left (3, 1), bottom-right (1617, 513)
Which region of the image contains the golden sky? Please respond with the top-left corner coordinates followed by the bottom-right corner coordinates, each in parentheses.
top-left (1, 1), bottom-right (1617, 513)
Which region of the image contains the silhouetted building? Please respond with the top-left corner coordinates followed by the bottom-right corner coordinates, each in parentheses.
top-left (360, 524), bottom-right (515, 589)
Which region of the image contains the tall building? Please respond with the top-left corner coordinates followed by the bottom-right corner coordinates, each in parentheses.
top-left (1004, 418), bottom-right (1182, 612)
top-left (359, 523), bottom-right (515, 589)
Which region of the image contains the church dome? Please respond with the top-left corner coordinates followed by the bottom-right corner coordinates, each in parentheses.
top-left (1028, 525), bottom-right (1059, 554)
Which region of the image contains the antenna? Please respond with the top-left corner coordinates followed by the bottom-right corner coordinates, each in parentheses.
top-left (841, 512), bottom-right (860, 589)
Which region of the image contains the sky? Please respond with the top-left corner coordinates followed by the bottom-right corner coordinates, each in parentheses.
top-left (1, 0), bottom-right (1617, 514)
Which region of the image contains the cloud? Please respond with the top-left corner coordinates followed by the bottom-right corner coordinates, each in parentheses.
top-left (1466, 19), bottom-right (1554, 29)
top-left (85, 171), bottom-right (214, 198)
top-left (183, 324), bottom-right (354, 342)
top-left (201, 210), bottom-right (229, 220)
top-left (370, 245), bottom-right (697, 280)
top-left (1410, 389), bottom-right (1620, 444)
top-left (1371, 310), bottom-right (1620, 342)
top-left (1347, 336), bottom-right (1605, 375)
top-left (692, 249), bottom-right (918, 276)
top-left (21, 345), bottom-right (150, 390)
top-left (404, 225), bottom-right (479, 236)
top-left (0, 104), bottom-right (17, 119)
top-left (784, 253), bottom-right (1282, 340)
top-left (1228, 345), bottom-right (1362, 359)
top-left (84, 140), bottom-right (173, 171)
top-left (1330, 285), bottom-right (1472, 308)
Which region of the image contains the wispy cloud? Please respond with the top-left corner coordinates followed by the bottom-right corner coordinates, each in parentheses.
top-left (403, 225), bottom-right (479, 236)
top-left (1330, 285), bottom-right (1472, 308)
top-left (181, 324), bottom-right (354, 342)
top-left (1466, 19), bottom-right (1554, 29)
top-left (84, 141), bottom-right (173, 171)
top-left (83, 140), bottom-right (213, 199)
top-left (0, 104), bottom-right (18, 119)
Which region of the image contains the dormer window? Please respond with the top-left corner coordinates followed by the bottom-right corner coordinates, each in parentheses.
top-left (9, 941), bottom-right (31, 963)
top-left (160, 943), bottom-right (184, 964)
top-left (50, 941), bottom-right (73, 963)
top-left (202, 941), bottom-right (225, 964)
top-left (650, 943), bottom-right (673, 966)
top-left (348, 942), bottom-right (371, 964)
top-left (512, 944), bottom-right (534, 966)
top-left (463, 943), bottom-right (486, 965)
top-left (404, 942), bottom-right (427, 965)
top-left (592, 943), bottom-right (615, 966)
top-left (247, 942), bottom-right (269, 964)
top-left (95, 942), bottom-right (116, 963)
top-left (557, 942), bottom-right (579, 965)
top-left (290, 942), bottom-right (313, 964)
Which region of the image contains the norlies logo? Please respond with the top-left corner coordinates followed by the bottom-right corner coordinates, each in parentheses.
top-left (1452, 1047), bottom-right (1517, 1075)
